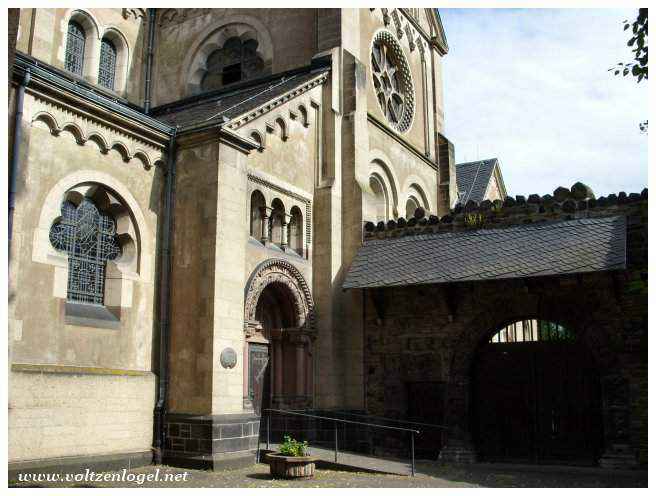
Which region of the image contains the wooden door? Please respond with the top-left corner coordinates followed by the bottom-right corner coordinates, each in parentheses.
top-left (473, 341), bottom-right (602, 464)
top-left (248, 343), bottom-right (270, 415)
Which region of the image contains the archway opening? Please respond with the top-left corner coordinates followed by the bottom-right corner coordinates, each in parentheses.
top-left (244, 264), bottom-right (314, 415)
top-left (472, 318), bottom-right (603, 465)
top-left (369, 174), bottom-right (388, 223)
top-left (405, 196), bottom-right (419, 219)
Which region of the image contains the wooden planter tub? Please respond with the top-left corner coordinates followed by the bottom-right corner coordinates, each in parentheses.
top-left (266, 453), bottom-right (317, 479)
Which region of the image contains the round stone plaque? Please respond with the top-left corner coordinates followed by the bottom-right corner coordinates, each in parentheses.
top-left (220, 347), bottom-right (237, 369)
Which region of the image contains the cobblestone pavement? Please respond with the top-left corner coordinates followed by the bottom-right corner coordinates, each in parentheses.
top-left (10, 461), bottom-right (647, 488)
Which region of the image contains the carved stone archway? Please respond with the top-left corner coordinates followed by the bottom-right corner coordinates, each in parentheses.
top-left (244, 258), bottom-right (315, 332)
top-left (243, 259), bottom-right (315, 412)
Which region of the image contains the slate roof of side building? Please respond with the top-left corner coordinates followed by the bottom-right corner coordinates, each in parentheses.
top-left (342, 216), bottom-right (627, 289)
top-left (456, 158), bottom-right (502, 204)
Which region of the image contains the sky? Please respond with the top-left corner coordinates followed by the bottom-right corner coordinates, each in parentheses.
top-left (440, 8), bottom-right (648, 197)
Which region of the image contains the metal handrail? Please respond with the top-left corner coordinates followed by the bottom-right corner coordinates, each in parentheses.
top-left (323, 409), bottom-right (448, 430)
top-left (262, 408), bottom-right (419, 476)
top-left (265, 408), bottom-right (420, 433)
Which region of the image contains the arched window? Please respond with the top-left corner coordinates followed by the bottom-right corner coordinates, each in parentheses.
top-left (370, 175), bottom-right (388, 223)
top-left (270, 199), bottom-right (285, 247)
top-left (289, 206), bottom-right (303, 256)
top-left (49, 198), bottom-right (121, 304)
top-left (98, 38), bottom-right (117, 90)
top-left (250, 131), bottom-right (263, 150)
top-left (65, 21), bottom-right (86, 75)
top-left (201, 37), bottom-right (265, 92)
top-left (250, 190), bottom-right (266, 239)
top-left (489, 319), bottom-right (576, 343)
top-left (405, 196), bottom-right (420, 219)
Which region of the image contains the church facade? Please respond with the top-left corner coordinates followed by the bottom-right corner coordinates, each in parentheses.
top-left (8, 8), bottom-right (647, 476)
top-left (8, 8), bottom-right (456, 472)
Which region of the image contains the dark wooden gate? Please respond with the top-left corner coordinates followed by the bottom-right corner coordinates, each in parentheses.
top-left (473, 341), bottom-right (603, 464)
top-left (248, 343), bottom-right (270, 415)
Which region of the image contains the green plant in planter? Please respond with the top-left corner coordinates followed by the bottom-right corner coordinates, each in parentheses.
top-left (279, 435), bottom-right (309, 457)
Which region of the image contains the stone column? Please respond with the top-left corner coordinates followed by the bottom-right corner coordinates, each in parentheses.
top-left (305, 338), bottom-right (313, 404)
top-left (599, 372), bottom-right (638, 468)
top-left (294, 337), bottom-right (306, 397)
top-left (438, 374), bottom-right (478, 463)
top-left (260, 206), bottom-right (273, 244)
top-left (281, 213), bottom-right (292, 249)
top-left (273, 336), bottom-right (283, 401)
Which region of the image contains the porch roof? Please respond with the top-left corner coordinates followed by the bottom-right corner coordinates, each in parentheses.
top-left (343, 216), bottom-right (627, 289)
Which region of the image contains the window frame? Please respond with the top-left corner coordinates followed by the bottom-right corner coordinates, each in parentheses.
top-left (65, 20), bottom-right (86, 76)
top-left (98, 37), bottom-right (118, 90)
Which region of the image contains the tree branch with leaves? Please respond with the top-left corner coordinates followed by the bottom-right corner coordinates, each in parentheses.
top-left (609, 8), bottom-right (648, 132)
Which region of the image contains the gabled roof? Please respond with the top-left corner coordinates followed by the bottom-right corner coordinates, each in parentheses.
top-left (456, 158), bottom-right (505, 204)
top-left (343, 216), bottom-right (627, 289)
top-left (151, 65), bottom-right (329, 130)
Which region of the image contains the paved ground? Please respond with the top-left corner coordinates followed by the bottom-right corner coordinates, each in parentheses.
top-left (266, 442), bottom-right (413, 475)
top-left (9, 461), bottom-right (647, 488)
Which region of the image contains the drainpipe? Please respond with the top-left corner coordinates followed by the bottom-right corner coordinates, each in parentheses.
top-left (153, 127), bottom-right (177, 465)
top-left (9, 68), bottom-right (30, 257)
top-left (144, 8), bottom-right (156, 114)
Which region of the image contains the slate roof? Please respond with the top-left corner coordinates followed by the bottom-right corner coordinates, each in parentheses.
top-left (152, 69), bottom-right (328, 128)
top-left (456, 158), bottom-right (498, 204)
top-left (343, 216), bottom-right (627, 289)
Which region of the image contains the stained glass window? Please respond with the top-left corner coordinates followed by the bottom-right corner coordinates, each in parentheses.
top-left (49, 198), bottom-right (121, 305)
top-left (98, 38), bottom-right (117, 90)
top-left (65, 21), bottom-right (86, 75)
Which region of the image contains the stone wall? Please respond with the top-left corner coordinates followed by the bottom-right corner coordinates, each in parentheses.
top-left (14, 8), bottom-right (148, 103)
top-left (361, 186), bottom-right (648, 467)
top-left (9, 369), bottom-right (155, 463)
top-left (8, 57), bottom-right (168, 467)
top-left (152, 8), bottom-right (318, 106)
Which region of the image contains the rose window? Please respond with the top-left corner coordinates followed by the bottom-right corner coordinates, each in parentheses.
top-left (371, 31), bottom-right (414, 133)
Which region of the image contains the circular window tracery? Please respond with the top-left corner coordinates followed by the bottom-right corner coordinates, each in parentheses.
top-left (371, 30), bottom-right (414, 133)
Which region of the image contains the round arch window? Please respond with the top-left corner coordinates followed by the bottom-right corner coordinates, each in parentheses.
top-left (201, 37), bottom-right (265, 91)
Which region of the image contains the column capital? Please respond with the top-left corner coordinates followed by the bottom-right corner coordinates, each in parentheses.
top-left (259, 205), bottom-right (274, 218)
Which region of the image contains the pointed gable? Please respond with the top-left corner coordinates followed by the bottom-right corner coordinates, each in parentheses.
top-left (456, 158), bottom-right (507, 204)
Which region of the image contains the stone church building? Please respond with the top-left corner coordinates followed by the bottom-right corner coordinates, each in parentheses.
top-left (8, 8), bottom-right (646, 475)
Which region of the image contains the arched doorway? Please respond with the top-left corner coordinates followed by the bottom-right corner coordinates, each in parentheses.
top-left (243, 259), bottom-right (315, 414)
top-left (472, 319), bottom-right (603, 465)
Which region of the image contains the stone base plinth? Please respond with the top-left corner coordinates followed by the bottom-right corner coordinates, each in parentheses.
top-left (8, 451), bottom-right (152, 482)
top-left (163, 413), bottom-right (261, 470)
